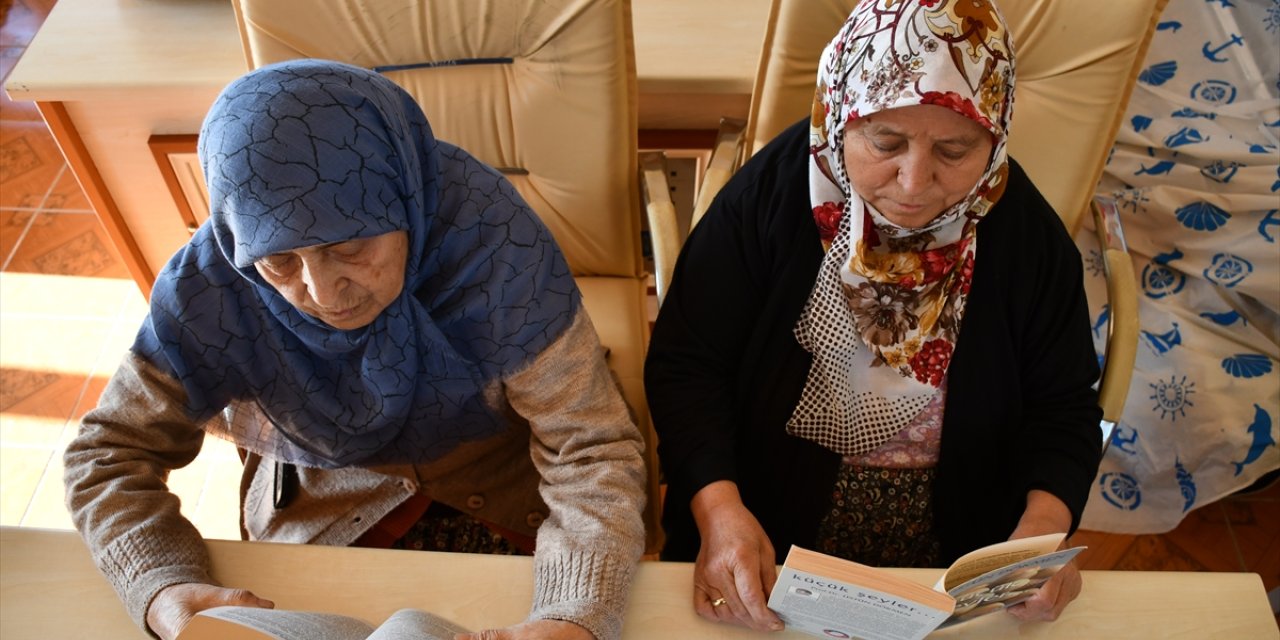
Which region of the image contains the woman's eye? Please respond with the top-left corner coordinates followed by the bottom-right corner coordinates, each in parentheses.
top-left (938, 147), bottom-right (970, 161)
top-left (259, 255), bottom-right (297, 273)
top-left (872, 140), bottom-right (902, 153)
top-left (328, 241), bottom-right (365, 259)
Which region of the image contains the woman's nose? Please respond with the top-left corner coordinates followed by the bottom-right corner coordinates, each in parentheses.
top-left (300, 258), bottom-right (346, 307)
top-left (896, 153), bottom-right (934, 195)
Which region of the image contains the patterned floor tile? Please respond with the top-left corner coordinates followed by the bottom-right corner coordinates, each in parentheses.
top-left (0, 209), bottom-right (33, 261)
top-left (0, 120), bottom-right (61, 208)
top-left (45, 166), bottom-right (90, 212)
top-left (3, 210), bottom-right (128, 278)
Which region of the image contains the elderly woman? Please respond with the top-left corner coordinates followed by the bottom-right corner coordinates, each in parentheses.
top-left (64, 60), bottom-right (646, 640)
top-left (644, 0), bottom-right (1102, 632)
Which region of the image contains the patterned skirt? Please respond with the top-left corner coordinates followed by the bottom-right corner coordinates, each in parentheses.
top-left (813, 465), bottom-right (943, 568)
top-left (388, 501), bottom-right (530, 556)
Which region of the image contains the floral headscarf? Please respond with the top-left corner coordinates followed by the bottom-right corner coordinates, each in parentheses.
top-left (135, 60), bottom-right (578, 467)
top-left (788, 0), bottom-right (1015, 455)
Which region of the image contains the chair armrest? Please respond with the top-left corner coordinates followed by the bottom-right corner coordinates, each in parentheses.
top-left (1092, 197), bottom-right (1140, 434)
top-left (690, 117), bottom-right (746, 231)
top-left (641, 151), bottom-right (679, 306)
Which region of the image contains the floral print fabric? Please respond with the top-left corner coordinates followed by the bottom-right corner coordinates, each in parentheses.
top-left (788, 0), bottom-right (1015, 455)
top-left (814, 465), bottom-right (943, 568)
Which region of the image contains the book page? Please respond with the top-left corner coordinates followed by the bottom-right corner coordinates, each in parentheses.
top-left (178, 606), bottom-right (374, 640)
top-left (936, 532), bottom-right (1067, 592)
top-left (768, 547), bottom-right (954, 640)
top-left (366, 608), bottom-right (471, 640)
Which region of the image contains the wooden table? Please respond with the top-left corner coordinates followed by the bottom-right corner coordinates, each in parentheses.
top-left (3, 0), bottom-right (770, 293)
top-left (2, 527), bottom-right (1275, 639)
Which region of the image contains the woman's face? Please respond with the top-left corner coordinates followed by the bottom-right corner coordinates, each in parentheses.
top-left (842, 104), bottom-right (994, 228)
top-left (254, 230), bottom-right (409, 330)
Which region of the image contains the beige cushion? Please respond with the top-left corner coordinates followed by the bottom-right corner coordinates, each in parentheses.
top-left (744, 0), bottom-right (1168, 232)
top-left (232, 0), bottom-right (642, 279)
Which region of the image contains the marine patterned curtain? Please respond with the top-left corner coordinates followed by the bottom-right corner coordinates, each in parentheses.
top-left (1075, 0), bottom-right (1279, 533)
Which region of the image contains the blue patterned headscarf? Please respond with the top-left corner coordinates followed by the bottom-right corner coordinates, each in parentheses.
top-left (134, 59), bottom-right (579, 468)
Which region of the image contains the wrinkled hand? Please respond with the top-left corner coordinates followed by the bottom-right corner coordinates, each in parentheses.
top-left (454, 619), bottom-right (594, 640)
top-left (690, 482), bottom-right (784, 632)
top-left (1004, 489), bottom-right (1081, 622)
top-left (146, 582), bottom-right (274, 640)
top-left (1004, 560), bottom-right (1081, 622)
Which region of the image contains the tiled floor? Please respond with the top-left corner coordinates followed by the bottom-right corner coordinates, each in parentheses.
top-left (0, 0), bottom-right (1276, 624)
top-left (0, 0), bottom-right (241, 541)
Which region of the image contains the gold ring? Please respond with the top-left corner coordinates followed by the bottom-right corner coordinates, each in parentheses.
top-left (711, 597), bottom-right (727, 607)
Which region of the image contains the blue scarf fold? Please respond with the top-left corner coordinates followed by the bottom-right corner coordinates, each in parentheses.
top-left (134, 59), bottom-right (578, 467)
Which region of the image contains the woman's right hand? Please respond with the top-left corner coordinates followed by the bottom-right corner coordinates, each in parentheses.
top-left (146, 582), bottom-right (275, 639)
top-left (689, 481), bottom-right (784, 632)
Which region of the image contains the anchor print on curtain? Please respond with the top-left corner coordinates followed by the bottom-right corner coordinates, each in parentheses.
top-left (1076, 0), bottom-right (1279, 534)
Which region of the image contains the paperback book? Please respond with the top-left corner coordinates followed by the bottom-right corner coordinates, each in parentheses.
top-left (766, 532), bottom-right (1084, 640)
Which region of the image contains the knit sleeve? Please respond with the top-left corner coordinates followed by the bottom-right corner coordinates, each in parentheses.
top-left (63, 352), bottom-right (216, 636)
top-left (501, 306), bottom-right (647, 640)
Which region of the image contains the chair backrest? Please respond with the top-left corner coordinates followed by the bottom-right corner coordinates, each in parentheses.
top-left (232, 0), bottom-right (643, 280)
top-left (743, 0), bottom-right (1169, 232)
top-left (230, 0), bottom-right (663, 553)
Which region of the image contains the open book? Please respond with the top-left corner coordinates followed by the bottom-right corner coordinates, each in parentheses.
top-left (176, 606), bottom-right (470, 640)
top-left (766, 532), bottom-right (1084, 640)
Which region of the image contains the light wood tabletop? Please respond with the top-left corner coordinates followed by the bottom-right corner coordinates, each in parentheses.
top-left (2, 526), bottom-right (1275, 639)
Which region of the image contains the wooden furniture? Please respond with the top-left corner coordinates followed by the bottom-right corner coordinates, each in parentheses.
top-left (3, 0), bottom-right (770, 294)
top-left (2, 526), bottom-right (1276, 639)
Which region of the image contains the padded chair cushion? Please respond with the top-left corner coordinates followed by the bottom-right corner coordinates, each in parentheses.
top-left (234, 0), bottom-right (642, 278)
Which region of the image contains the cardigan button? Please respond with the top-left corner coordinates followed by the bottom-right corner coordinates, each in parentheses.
top-left (466, 494), bottom-right (486, 510)
top-left (525, 512), bottom-right (545, 528)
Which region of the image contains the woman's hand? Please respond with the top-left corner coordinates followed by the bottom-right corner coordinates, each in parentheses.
top-left (689, 481), bottom-right (784, 632)
top-left (1004, 489), bottom-right (1081, 622)
top-left (455, 619), bottom-right (594, 640)
top-left (146, 582), bottom-right (274, 639)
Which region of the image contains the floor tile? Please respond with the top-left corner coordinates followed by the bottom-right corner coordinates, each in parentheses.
top-left (1070, 529), bottom-right (1138, 571)
top-left (0, 314), bottom-right (117, 376)
top-left (1223, 481), bottom-right (1280, 583)
top-left (45, 165), bottom-right (90, 211)
top-left (0, 0), bottom-right (47, 49)
top-left (0, 443), bottom-right (52, 525)
top-left (0, 270), bottom-right (139, 318)
top-left (0, 367), bottom-right (87, 443)
top-left (22, 449), bottom-right (72, 529)
top-left (166, 436), bottom-right (244, 541)
top-left (1164, 502), bottom-right (1249, 572)
top-left (0, 209), bottom-right (33, 261)
top-left (1111, 534), bottom-right (1211, 572)
top-left (0, 120), bottom-right (60, 208)
top-left (2, 210), bottom-right (129, 278)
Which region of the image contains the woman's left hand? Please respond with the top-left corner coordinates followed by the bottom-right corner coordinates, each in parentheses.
top-left (1003, 489), bottom-right (1082, 622)
top-left (454, 619), bottom-right (594, 640)
top-left (1004, 560), bottom-right (1081, 622)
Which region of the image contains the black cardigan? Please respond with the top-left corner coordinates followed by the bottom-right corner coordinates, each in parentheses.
top-left (645, 119), bottom-right (1103, 565)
